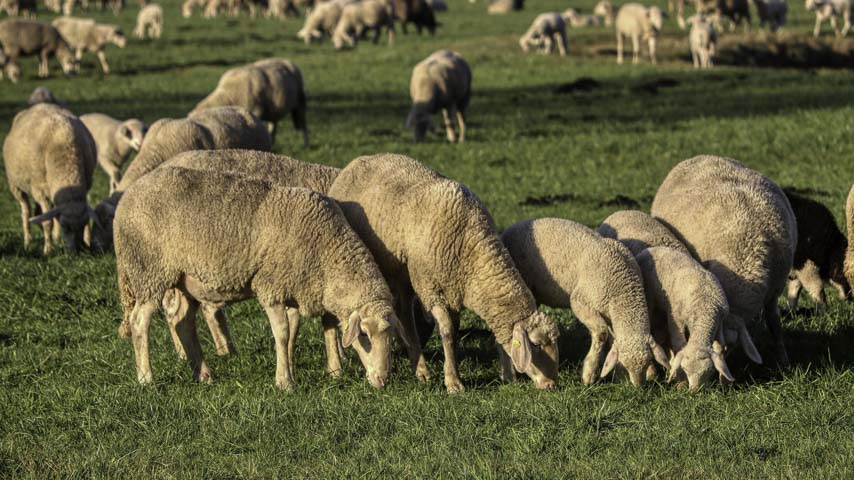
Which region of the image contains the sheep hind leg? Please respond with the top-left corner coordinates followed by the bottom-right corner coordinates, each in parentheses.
top-left (455, 110), bottom-right (466, 143)
top-left (131, 299), bottom-right (159, 384)
top-left (786, 277), bottom-right (802, 311)
top-left (431, 305), bottom-right (464, 393)
top-left (617, 32), bottom-right (624, 64)
top-left (797, 261), bottom-right (827, 310)
top-left (14, 192), bottom-right (31, 249)
top-left (201, 304), bottom-right (236, 356)
top-left (442, 108), bottom-right (456, 143)
top-left (35, 199), bottom-right (53, 255)
top-left (172, 297), bottom-right (214, 383)
top-left (163, 289), bottom-right (189, 360)
top-left (321, 313), bottom-right (344, 377)
top-left (262, 302), bottom-right (294, 391)
top-left (97, 50), bottom-right (110, 74)
top-left (631, 34), bottom-right (640, 64)
top-left (573, 300), bottom-right (610, 384)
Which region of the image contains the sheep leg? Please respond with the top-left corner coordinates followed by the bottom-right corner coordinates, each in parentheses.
top-left (14, 192), bottom-right (31, 249)
top-left (431, 305), bottom-right (463, 393)
top-left (555, 32), bottom-right (568, 57)
top-left (97, 50), bottom-right (110, 74)
top-left (692, 50), bottom-right (699, 68)
top-left (786, 277), bottom-right (802, 311)
top-left (617, 32), bottom-right (624, 64)
top-left (843, 11), bottom-right (851, 36)
top-left (286, 307), bottom-right (300, 378)
top-left (572, 300), bottom-right (610, 384)
top-left (499, 344), bottom-right (517, 382)
top-left (172, 297), bottom-right (214, 383)
top-left (631, 34), bottom-right (640, 64)
top-left (262, 303), bottom-right (295, 391)
top-left (397, 289), bottom-right (431, 382)
top-left (797, 261), bottom-right (827, 309)
top-left (39, 50), bottom-right (48, 77)
top-left (321, 313), bottom-right (344, 377)
top-left (130, 300), bottom-right (158, 384)
top-left (266, 121), bottom-right (277, 142)
top-left (35, 199), bottom-right (53, 255)
top-left (201, 304), bottom-right (236, 356)
top-left (442, 108), bottom-right (456, 143)
top-left (648, 37), bottom-right (657, 65)
top-left (831, 15), bottom-right (839, 36)
top-left (387, 25), bottom-right (396, 46)
top-left (51, 217), bottom-right (61, 243)
top-left (763, 300), bottom-right (789, 367)
top-left (541, 36), bottom-right (552, 55)
top-left (455, 110), bottom-right (466, 143)
top-left (814, 16), bottom-right (822, 37)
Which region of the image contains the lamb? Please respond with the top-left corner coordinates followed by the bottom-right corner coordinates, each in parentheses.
top-left (134, 4), bottom-right (162, 39)
top-left (614, 3), bottom-right (664, 65)
top-left (0, 20), bottom-right (78, 81)
top-left (651, 156), bottom-right (796, 366)
top-left (597, 210), bottom-right (690, 256)
top-left (686, 14), bottom-right (716, 68)
top-left (0, 0), bottom-right (37, 17)
top-left (28, 86), bottom-right (68, 108)
top-left (115, 167), bottom-right (402, 390)
top-left (3, 103), bottom-right (98, 255)
top-left (501, 218), bottom-right (669, 386)
top-left (390, 0), bottom-right (439, 34)
top-left (805, 0), bottom-right (850, 37)
top-left (634, 247), bottom-right (735, 389)
top-left (91, 106), bottom-right (272, 251)
top-left (407, 50), bottom-right (471, 143)
top-left (51, 17), bottom-right (127, 74)
top-left (331, 0), bottom-right (396, 49)
top-left (328, 154), bottom-right (561, 393)
top-left (192, 58), bottom-right (308, 147)
top-left (783, 190), bottom-right (849, 310)
top-left (593, 0), bottom-right (614, 25)
top-left (519, 13), bottom-right (568, 57)
top-left (562, 8), bottom-right (605, 26)
top-left (296, 0), bottom-right (354, 44)
top-left (79, 113), bottom-right (148, 193)
top-left (751, 0), bottom-right (787, 32)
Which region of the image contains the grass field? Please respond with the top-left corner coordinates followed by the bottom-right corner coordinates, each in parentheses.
top-left (1, 0), bottom-right (854, 477)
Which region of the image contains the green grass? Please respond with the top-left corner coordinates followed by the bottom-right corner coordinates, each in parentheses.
top-left (2, 0), bottom-right (854, 477)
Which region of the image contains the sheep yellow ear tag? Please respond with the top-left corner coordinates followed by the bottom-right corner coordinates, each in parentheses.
top-left (512, 339), bottom-right (521, 348)
top-left (342, 321), bottom-right (349, 331)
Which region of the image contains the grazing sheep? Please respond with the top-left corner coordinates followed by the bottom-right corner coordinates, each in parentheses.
top-left (91, 106), bottom-right (272, 251)
top-left (115, 167), bottom-right (402, 390)
top-left (328, 154), bottom-right (561, 393)
top-left (134, 3), bottom-right (162, 39)
top-left (266, 0), bottom-right (298, 18)
top-left (28, 86), bottom-right (67, 108)
top-left (0, 20), bottom-right (78, 81)
top-left (407, 50), bottom-right (471, 143)
top-left (296, 0), bottom-right (354, 43)
top-left (502, 218), bottom-right (669, 386)
top-left (390, 0), bottom-right (439, 34)
top-left (713, 0), bottom-right (750, 31)
top-left (686, 14), bottom-right (716, 68)
top-left (614, 3), bottom-right (664, 65)
top-left (79, 113), bottom-right (147, 193)
top-left (487, 0), bottom-right (523, 14)
top-left (519, 12), bottom-right (568, 57)
top-left (751, 0), bottom-right (787, 32)
top-left (635, 247), bottom-right (735, 390)
top-left (3, 103), bottom-right (97, 255)
top-left (805, 0), bottom-right (850, 37)
top-left (593, 0), bottom-right (614, 25)
top-left (562, 8), bottom-right (605, 26)
top-left (651, 156), bottom-right (796, 366)
top-left (192, 58), bottom-right (308, 147)
top-left (598, 210), bottom-right (690, 256)
top-left (0, 0), bottom-right (37, 17)
top-left (332, 0), bottom-right (396, 49)
top-left (51, 17), bottom-right (126, 74)
top-left (784, 190), bottom-right (849, 310)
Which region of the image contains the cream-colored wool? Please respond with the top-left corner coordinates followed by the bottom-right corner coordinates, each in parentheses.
top-left (115, 167), bottom-right (399, 390)
top-left (0, 20), bottom-right (78, 82)
top-left (134, 4), bottom-right (163, 39)
top-left (297, 0), bottom-right (355, 44)
top-left (563, 8), bottom-right (605, 26)
top-left (193, 58), bottom-right (308, 147)
top-left (332, 0), bottom-right (396, 49)
top-left (80, 113), bottom-right (147, 193)
top-left (844, 185), bottom-right (854, 294)
top-left (651, 155), bottom-right (796, 366)
top-left (3, 103), bottom-right (97, 255)
top-left (805, 0), bottom-right (849, 37)
top-left (687, 14), bottom-right (716, 68)
top-left (598, 210), bottom-right (690, 256)
top-left (614, 3), bottom-right (663, 64)
top-left (593, 0), bottom-right (614, 24)
top-left (501, 218), bottom-right (668, 387)
top-left (328, 153), bottom-right (560, 393)
top-left (407, 50), bottom-right (471, 143)
top-left (51, 17), bottom-right (127, 74)
top-left (519, 13), bottom-right (568, 57)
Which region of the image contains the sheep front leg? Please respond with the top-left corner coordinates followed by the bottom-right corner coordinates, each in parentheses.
top-left (172, 297), bottom-right (213, 383)
top-left (387, 25), bottom-right (396, 46)
top-left (573, 300), bottom-right (610, 384)
top-left (692, 49), bottom-right (699, 68)
top-left (786, 277), bottom-right (802, 311)
top-left (201, 304), bottom-right (237, 356)
top-left (617, 32), bottom-right (624, 64)
top-left (39, 50), bottom-right (49, 77)
top-left (262, 303), bottom-right (294, 391)
top-left (131, 300), bottom-right (158, 384)
top-left (455, 110), bottom-right (466, 143)
top-left (631, 33), bottom-right (640, 64)
top-left (14, 194), bottom-right (31, 249)
top-left (648, 36), bottom-right (657, 64)
top-left (555, 32), bottom-right (568, 57)
top-left (442, 108), bottom-right (456, 143)
top-left (763, 300), bottom-right (789, 368)
top-left (97, 50), bottom-right (110, 74)
top-left (431, 305), bottom-right (464, 393)
top-left (321, 313), bottom-right (344, 377)
top-left (397, 289), bottom-right (431, 382)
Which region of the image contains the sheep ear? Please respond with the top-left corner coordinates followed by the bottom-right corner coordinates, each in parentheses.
top-left (510, 323), bottom-right (532, 372)
top-left (600, 345), bottom-right (619, 378)
top-left (712, 350), bottom-right (735, 383)
top-left (667, 350), bottom-right (684, 383)
top-left (30, 208), bottom-right (61, 224)
top-left (738, 324), bottom-right (763, 364)
top-left (648, 336), bottom-right (670, 369)
top-left (341, 311), bottom-right (362, 347)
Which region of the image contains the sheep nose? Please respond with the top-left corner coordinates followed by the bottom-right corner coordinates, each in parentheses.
top-left (536, 379), bottom-right (556, 390)
top-left (368, 373), bottom-right (387, 388)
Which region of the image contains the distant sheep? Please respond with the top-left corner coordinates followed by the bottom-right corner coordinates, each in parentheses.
top-left (80, 113), bottom-right (147, 193)
top-left (28, 86), bottom-right (68, 108)
top-left (519, 12), bottom-right (568, 57)
top-left (296, 0), bottom-right (354, 44)
top-left (487, 0), bottom-right (523, 14)
top-left (713, 0), bottom-right (751, 31)
top-left (0, 20), bottom-right (78, 81)
top-left (614, 3), bottom-right (664, 64)
top-left (407, 49), bottom-right (471, 143)
top-left (52, 17), bottom-right (127, 74)
top-left (805, 0), bottom-right (850, 37)
top-left (562, 8), bottom-right (604, 26)
top-left (134, 3), bottom-right (162, 39)
top-left (752, 0), bottom-right (787, 32)
top-left (390, 0), bottom-right (439, 34)
top-left (687, 14), bottom-right (716, 68)
top-left (593, 0), bottom-right (614, 25)
top-left (0, 0), bottom-right (37, 17)
top-left (332, 0), bottom-right (396, 49)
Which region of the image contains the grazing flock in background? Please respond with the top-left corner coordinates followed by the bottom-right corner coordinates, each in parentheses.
top-left (1, 0), bottom-right (852, 393)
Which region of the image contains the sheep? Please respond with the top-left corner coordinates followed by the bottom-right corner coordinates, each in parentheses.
top-left (1, 56), bottom-right (20, 82)
top-left (266, 0), bottom-right (298, 18)
top-left (501, 218), bottom-right (669, 386)
top-left (783, 190), bottom-right (849, 310)
top-left (487, 0), bottom-right (523, 14)
top-left (181, 0), bottom-right (206, 17)
top-left (91, 106), bottom-right (272, 251)
top-left (519, 13), bottom-right (568, 57)
top-left (28, 86), bottom-right (68, 108)
top-left (751, 0), bottom-right (787, 32)
top-left (3, 103), bottom-right (98, 255)
top-left (390, 0), bottom-right (439, 35)
top-left (51, 17), bottom-right (126, 74)
top-left (115, 167), bottom-right (403, 390)
top-left (597, 210), bottom-right (690, 256)
top-left (79, 113), bottom-right (148, 193)
top-left (686, 14), bottom-right (716, 68)
top-left (134, 3), bottom-right (162, 39)
top-left (651, 156), bottom-right (796, 366)
top-left (192, 58), bottom-right (308, 147)
top-left (328, 153), bottom-right (561, 393)
top-left (0, 20), bottom-right (78, 81)
top-left (407, 50), bottom-right (471, 143)
top-left (593, 0), bottom-right (614, 25)
top-left (713, 0), bottom-right (750, 31)
top-left (614, 3), bottom-right (664, 65)
top-left (562, 8), bottom-right (605, 26)
top-left (805, 0), bottom-right (850, 37)
top-left (332, 0), bottom-right (396, 49)
top-left (296, 0), bottom-right (354, 44)
top-left (0, 0), bottom-right (37, 17)
top-left (634, 247), bottom-right (735, 389)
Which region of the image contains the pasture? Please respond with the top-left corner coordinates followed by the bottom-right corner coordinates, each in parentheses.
top-left (1, 0), bottom-right (854, 476)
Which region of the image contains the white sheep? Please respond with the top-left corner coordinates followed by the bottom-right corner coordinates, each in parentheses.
top-left (614, 3), bottom-right (664, 65)
top-left (407, 50), bottom-right (471, 143)
top-left (3, 103), bottom-right (98, 255)
top-left (115, 167), bottom-right (402, 390)
top-left (805, 0), bottom-right (850, 37)
top-left (0, 20), bottom-right (78, 81)
top-left (52, 17), bottom-right (127, 74)
top-left (686, 14), bottom-right (716, 69)
top-left (752, 0), bottom-right (787, 32)
top-left (79, 113), bottom-right (147, 193)
top-left (651, 156), bottom-right (796, 366)
top-left (297, 0), bottom-right (350, 43)
top-left (562, 8), bottom-right (605, 26)
top-left (593, 0), bottom-right (614, 25)
top-left (332, 0), bottom-right (396, 49)
top-left (598, 209), bottom-right (690, 256)
top-left (134, 4), bottom-right (163, 39)
top-left (502, 218), bottom-right (669, 386)
top-left (519, 13), bottom-right (568, 57)
top-left (181, 0), bottom-right (206, 17)
top-left (192, 58), bottom-right (308, 147)
top-left (328, 154), bottom-right (561, 393)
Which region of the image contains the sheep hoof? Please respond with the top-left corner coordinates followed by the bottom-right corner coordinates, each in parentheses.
top-left (137, 372), bottom-right (153, 385)
top-left (197, 368), bottom-right (213, 384)
top-left (445, 379), bottom-right (464, 393)
top-left (276, 379), bottom-right (296, 392)
top-left (416, 368), bottom-right (431, 383)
